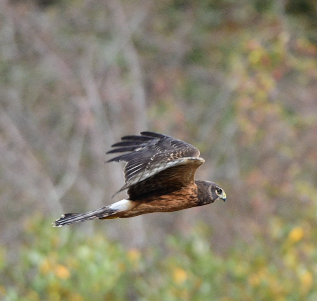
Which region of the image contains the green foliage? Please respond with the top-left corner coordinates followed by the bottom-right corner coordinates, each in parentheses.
top-left (1, 215), bottom-right (317, 300)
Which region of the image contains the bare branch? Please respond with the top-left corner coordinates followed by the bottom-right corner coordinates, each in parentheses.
top-left (0, 108), bottom-right (63, 213)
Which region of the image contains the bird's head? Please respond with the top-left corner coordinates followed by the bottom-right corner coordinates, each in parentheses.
top-left (210, 184), bottom-right (226, 202)
top-left (195, 180), bottom-right (226, 205)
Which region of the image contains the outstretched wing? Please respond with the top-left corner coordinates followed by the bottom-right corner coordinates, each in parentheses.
top-left (126, 157), bottom-right (204, 200)
top-left (106, 131), bottom-right (203, 198)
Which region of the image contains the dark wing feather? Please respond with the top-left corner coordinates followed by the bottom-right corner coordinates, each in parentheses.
top-left (106, 132), bottom-right (201, 196)
top-left (127, 157), bottom-right (204, 200)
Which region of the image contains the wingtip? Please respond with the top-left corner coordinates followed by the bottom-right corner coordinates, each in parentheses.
top-left (52, 214), bottom-right (67, 227)
top-left (52, 221), bottom-right (63, 227)
top-left (140, 131), bottom-right (167, 138)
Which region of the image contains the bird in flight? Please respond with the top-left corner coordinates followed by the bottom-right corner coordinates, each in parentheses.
top-left (53, 131), bottom-right (226, 227)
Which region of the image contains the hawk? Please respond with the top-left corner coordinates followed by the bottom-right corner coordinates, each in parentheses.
top-left (53, 131), bottom-right (226, 227)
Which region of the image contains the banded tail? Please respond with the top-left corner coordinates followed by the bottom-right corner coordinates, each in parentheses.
top-left (53, 199), bottom-right (134, 227)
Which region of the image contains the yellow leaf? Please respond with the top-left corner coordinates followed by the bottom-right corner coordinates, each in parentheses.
top-left (127, 248), bottom-right (140, 264)
top-left (54, 264), bottom-right (70, 279)
top-left (288, 227), bottom-right (304, 243)
top-left (173, 267), bottom-right (187, 284)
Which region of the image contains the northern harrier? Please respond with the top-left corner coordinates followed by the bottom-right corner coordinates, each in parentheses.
top-left (53, 132), bottom-right (226, 227)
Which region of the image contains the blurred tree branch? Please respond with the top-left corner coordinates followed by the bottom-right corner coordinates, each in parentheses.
top-left (0, 107), bottom-right (63, 213)
top-left (107, 0), bottom-right (151, 247)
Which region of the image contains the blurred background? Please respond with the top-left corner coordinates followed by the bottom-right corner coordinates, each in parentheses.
top-left (1, 0), bottom-right (317, 300)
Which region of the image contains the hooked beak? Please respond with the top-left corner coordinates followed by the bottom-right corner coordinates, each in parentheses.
top-left (221, 191), bottom-right (226, 202)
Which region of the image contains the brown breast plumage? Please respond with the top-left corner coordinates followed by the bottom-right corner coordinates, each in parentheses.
top-left (117, 183), bottom-right (199, 218)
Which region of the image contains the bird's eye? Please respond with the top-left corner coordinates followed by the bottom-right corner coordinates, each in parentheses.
top-left (216, 188), bottom-right (223, 195)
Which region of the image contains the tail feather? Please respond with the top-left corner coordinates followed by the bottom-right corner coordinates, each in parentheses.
top-left (53, 199), bottom-right (135, 227)
top-left (53, 206), bottom-right (117, 227)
